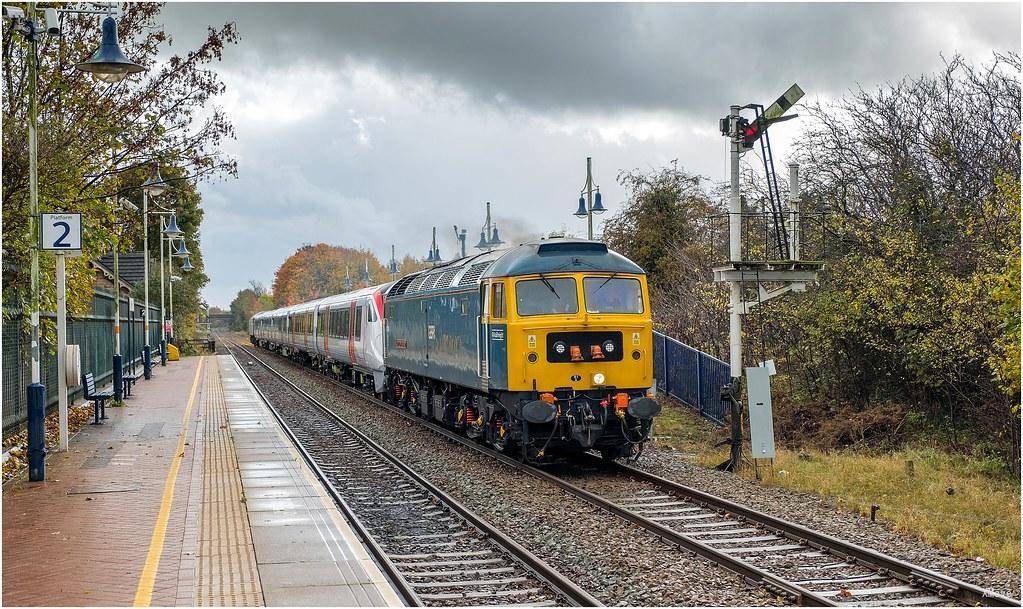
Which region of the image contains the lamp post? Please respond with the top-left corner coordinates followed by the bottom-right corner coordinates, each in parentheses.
top-left (474, 202), bottom-right (504, 252)
top-left (426, 227), bottom-right (441, 265)
top-left (141, 167), bottom-right (168, 378)
top-left (160, 213), bottom-right (182, 363)
top-left (3, 4), bottom-right (144, 466)
top-left (169, 236), bottom-right (190, 342)
top-left (388, 245), bottom-right (399, 280)
top-left (112, 198), bottom-right (138, 402)
top-left (574, 156), bottom-right (606, 240)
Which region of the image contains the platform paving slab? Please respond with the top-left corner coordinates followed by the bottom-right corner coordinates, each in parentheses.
top-left (218, 354), bottom-right (403, 607)
top-left (1, 356), bottom-right (206, 607)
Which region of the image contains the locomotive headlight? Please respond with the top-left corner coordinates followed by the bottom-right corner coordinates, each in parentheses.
top-left (602, 340), bottom-right (615, 354)
top-left (553, 341), bottom-right (567, 355)
top-left (592, 372), bottom-right (606, 386)
top-left (527, 352), bottom-right (538, 363)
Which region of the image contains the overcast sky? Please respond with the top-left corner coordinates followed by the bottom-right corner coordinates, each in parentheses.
top-left (159, 2), bottom-right (1019, 307)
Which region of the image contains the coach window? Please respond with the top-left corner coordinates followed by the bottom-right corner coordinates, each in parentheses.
top-left (355, 306), bottom-right (363, 340)
top-left (491, 282), bottom-right (506, 319)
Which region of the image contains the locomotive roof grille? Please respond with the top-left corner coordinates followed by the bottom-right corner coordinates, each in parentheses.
top-left (388, 273), bottom-right (420, 296)
top-left (436, 267), bottom-right (461, 289)
top-left (420, 272), bottom-right (443, 292)
top-left (458, 261), bottom-right (493, 286)
top-left (406, 274), bottom-right (429, 293)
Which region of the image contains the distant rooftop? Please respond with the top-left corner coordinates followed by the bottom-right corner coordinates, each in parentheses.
top-left (97, 251), bottom-right (146, 286)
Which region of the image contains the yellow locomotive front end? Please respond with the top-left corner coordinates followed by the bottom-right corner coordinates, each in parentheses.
top-left (502, 272), bottom-right (654, 397)
top-left (477, 239), bottom-right (661, 461)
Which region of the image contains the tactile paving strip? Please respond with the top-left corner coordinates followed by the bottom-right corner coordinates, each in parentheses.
top-left (196, 358), bottom-right (264, 606)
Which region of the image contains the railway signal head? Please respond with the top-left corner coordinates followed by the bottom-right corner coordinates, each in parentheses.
top-left (741, 117), bottom-right (763, 149)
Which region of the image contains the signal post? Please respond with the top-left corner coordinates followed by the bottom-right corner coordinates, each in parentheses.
top-left (714, 85), bottom-right (822, 472)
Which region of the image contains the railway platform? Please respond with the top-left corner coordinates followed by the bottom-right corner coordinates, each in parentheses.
top-left (2, 354), bottom-right (403, 607)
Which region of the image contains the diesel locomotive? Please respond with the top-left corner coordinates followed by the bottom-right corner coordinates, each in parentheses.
top-left (250, 238), bottom-right (661, 462)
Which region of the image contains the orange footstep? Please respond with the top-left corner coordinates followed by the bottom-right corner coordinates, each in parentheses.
top-left (167, 344), bottom-right (180, 361)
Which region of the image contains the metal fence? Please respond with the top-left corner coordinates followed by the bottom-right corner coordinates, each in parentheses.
top-left (653, 331), bottom-right (731, 425)
top-left (3, 291), bottom-right (160, 433)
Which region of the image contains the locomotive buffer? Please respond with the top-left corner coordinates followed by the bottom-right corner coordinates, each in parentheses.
top-left (714, 84), bottom-right (823, 472)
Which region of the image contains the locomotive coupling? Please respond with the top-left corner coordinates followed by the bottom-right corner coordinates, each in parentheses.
top-left (627, 396), bottom-right (661, 419)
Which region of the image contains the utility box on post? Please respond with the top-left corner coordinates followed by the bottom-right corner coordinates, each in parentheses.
top-left (745, 366), bottom-right (776, 459)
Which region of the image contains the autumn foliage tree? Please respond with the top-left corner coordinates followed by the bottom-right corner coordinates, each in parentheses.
top-left (2, 3), bottom-right (237, 338)
top-left (272, 244), bottom-right (404, 306)
top-left (229, 281), bottom-right (273, 331)
top-left (607, 54), bottom-right (1021, 469)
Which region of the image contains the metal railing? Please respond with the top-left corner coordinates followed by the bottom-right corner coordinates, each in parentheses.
top-left (653, 331), bottom-right (730, 425)
top-left (3, 291), bottom-right (160, 434)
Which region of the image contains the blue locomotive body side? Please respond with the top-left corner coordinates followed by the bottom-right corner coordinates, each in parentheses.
top-left (386, 288), bottom-right (505, 391)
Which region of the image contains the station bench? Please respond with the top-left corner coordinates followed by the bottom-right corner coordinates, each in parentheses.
top-left (121, 363), bottom-right (141, 397)
top-left (81, 373), bottom-right (112, 425)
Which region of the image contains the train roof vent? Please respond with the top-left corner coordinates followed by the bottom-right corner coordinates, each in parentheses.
top-left (389, 273), bottom-right (420, 296)
top-left (436, 267), bottom-right (461, 289)
top-left (420, 272), bottom-right (443, 292)
top-left (458, 261), bottom-right (493, 286)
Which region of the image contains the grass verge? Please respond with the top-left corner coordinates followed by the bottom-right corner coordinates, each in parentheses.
top-left (653, 400), bottom-right (1021, 571)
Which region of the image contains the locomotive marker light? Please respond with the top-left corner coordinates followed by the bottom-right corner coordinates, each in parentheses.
top-left (714, 83), bottom-right (821, 472)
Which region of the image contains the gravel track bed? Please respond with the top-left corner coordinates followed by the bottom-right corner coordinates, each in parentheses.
top-left (237, 347), bottom-right (783, 607)
top-left (257, 377), bottom-right (563, 606)
top-left (631, 446), bottom-right (1021, 599)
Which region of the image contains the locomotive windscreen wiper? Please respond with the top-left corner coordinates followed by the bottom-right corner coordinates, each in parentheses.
top-left (538, 274), bottom-right (561, 299)
top-left (592, 272), bottom-right (618, 293)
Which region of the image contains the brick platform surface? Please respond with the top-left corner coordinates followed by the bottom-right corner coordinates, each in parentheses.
top-left (2, 357), bottom-right (208, 607)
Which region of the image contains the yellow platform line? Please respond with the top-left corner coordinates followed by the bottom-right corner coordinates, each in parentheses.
top-left (133, 356), bottom-right (207, 607)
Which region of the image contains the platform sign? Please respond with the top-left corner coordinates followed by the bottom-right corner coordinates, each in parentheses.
top-left (40, 213), bottom-right (82, 253)
top-left (745, 366), bottom-right (776, 458)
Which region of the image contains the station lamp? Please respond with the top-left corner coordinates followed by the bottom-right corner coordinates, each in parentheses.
top-left (75, 15), bottom-right (145, 82)
top-left (162, 212), bottom-right (182, 237)
top-left (173, 238), bottom-right (190, 258)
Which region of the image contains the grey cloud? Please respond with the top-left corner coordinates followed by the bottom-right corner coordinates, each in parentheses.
top-left (162, 3), bottom-right (1019, 120)
top-left (157, 3), bottom-right (1019, 305)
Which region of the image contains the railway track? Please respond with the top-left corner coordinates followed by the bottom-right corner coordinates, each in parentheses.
top-left (222, 339), bottom-right (600, 608)
top-left (225, 336), bottom-right (1019, 608)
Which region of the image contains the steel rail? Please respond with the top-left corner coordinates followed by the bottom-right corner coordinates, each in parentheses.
top-left (223, 338), bottom-right (601, 608)
top-left (231, 339), bottom-right (829, 605)
top-left (612, 463), bottom-right (1021, 608)
top-left (234, 337), bottom-right (1020, 608)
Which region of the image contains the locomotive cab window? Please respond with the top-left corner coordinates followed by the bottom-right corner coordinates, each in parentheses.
top-left (515, 277), bottom-right (578, 316)
top-left (491, 283), bottom-right (506, 318)
top-left (583, 277), bottom-right (644, 314)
